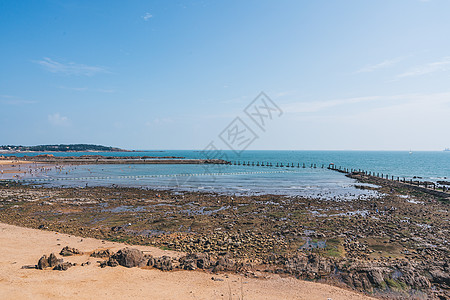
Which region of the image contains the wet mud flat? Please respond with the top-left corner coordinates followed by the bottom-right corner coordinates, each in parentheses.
top-left (0, 178), bottom-right (448, 299)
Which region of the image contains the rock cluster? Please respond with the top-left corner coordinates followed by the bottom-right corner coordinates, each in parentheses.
top-left (265, 253), bottom-right (450, 298)
top-left (147, 255), bottom-right (173, 271)
top-left (90, 249), bottom-right (112, 258)
top-left (179, 252), bottom-right (211, 270)
top-left (37, 253), bottom-right (72, 271)
top-left (96, 248), bottom-right (241, 274)
top-left (156, 230), bottom-right (287, 259)
top-left (60, 246), bottom-right (82, 256)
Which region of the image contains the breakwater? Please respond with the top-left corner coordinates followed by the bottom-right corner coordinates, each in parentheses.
top-left (2, 156), bottom-right (230, 165)
top-left (327, 164), bottom-right (450, 198)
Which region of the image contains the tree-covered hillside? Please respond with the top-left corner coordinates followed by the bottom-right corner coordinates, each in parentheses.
top-left (0, 144), bottom-right (127, 152)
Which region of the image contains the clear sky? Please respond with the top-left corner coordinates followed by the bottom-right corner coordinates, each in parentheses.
top-left (1, 0), bottom-right (450, 151)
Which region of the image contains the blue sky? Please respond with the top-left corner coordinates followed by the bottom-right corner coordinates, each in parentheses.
top-left (1, 0), bottom-right (450, 150)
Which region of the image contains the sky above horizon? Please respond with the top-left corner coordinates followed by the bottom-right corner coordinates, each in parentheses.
top-left (1, 0), bottom-right (450, 151)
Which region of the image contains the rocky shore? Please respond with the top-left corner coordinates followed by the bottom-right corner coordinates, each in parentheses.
top-left (0, 176), bottom-right (448, 299)
top-left (0, 222), bottom-right (374, 300)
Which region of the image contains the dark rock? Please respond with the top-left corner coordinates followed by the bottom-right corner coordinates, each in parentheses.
top-left (152, 256), bottom-right (173, 271)
top-left (48, 253), bottom-right (61, 268)
top-left (60, 246), bottom-right (81, 256)
top-left (37, 253), bottom-right (63, 269)
top-left (111, 248), bottom-right (146, 268)
top-left (341, 273), bottom-right (354, 287)
top-left (367, 269), bottom-right (385, 287)
top-left (53, 262), bottom-right (72, 271)
top-left (111, 226), bottom-right (124, 232)
top-left (21, 265), bottom-right (37, 269)
top-left (213, 255), bottom-right (235, 273)
top-left (107, 258), bottom-right (119, 267)
top-left (180, 257), bottom-right (197, 270)
top-left (359, 273), bottom-right (373, 292)
top-left (179, 252), bottom-right (211, 270)
top-left (211, 276), bottom-right (224, 281)
top-left (398, 269), bottom-right (431, 289)
top-left (195, 253), bottom-right (211, 269)
top-left (352, 273), bottom-right (365, 291)
top-left (37, 255), bottom-right (49, 270)
top-left (90, 249), bottom-right (112, 258)
top-left (430, 268), bottom-right (450, 285)
top-left (147, 255), bottom-right (155, 267)
top-left (414, 274), bottom-right (432, 289)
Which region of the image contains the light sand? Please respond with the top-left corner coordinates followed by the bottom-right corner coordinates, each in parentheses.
top-left (0, 223), bottom-right (375, 300)
top-left (0, 160), bottom-right (33, 175)
top-left (0, 160), bottom-right (52, 179)
top-left (0, 160), bottom-right (34, 165)
top-left (0, 170), bottom-right (26, 174)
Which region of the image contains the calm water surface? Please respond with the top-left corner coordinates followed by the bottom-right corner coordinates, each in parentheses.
top-left (2, 150), bottom-right (448, 198)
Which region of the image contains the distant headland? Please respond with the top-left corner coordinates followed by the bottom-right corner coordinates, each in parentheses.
top-left (0, 144), bottom-right (130, 152)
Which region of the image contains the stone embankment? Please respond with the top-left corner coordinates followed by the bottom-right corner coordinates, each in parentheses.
top-left (2, 155), bottom-right (230, 165)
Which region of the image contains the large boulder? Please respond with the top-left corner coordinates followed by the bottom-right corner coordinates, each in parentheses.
top-left (179, 256), bottom-right (197, 270)
top-left (148, 256), bottom-right (173, 271)
top-left (111, 248), bottom-right (146, 268)
top-left (213, 255), bottom-right (235, 273)
top-left (179, 253), bottom-right (212, 270)
top-left (429, 268), bottom-right (450, 286)
top-left (367, 268), bottom-right (385, 287)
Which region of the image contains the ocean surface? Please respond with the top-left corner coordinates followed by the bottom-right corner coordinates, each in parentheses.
top-left (2, 150), bottom-right (449, 199)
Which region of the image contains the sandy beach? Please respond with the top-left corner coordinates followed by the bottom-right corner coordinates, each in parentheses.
top-left (0, 222), bottom-right (375, 300)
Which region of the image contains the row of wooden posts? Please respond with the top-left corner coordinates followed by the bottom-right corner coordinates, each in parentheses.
top-left (327, 164), bottom-right (444, 191)
top-left (230, 161), bottom-right (325, 168)
top-left (228, 161), bottom-right (446, 192)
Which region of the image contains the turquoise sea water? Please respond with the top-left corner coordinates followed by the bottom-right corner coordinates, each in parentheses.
top-left (2, 150), bottom-right (449, 198)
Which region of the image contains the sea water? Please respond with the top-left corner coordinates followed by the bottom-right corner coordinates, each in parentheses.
top-left (2, 150), bottom-right (448, 198)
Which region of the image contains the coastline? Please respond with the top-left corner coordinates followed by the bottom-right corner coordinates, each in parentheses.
top-left (0, 179), bottom-right (448, 299)
top-left (0, 155), bottom-right (228, 165)
top-left (0, 222), bottom-right (374, 300)
top-left (0, 157), bottom-right (228, 180)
